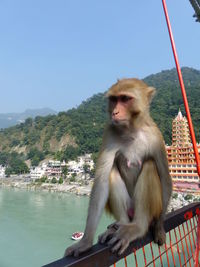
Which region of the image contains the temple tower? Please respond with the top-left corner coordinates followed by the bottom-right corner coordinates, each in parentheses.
top-left (172, 109), bottom-right (191, 147)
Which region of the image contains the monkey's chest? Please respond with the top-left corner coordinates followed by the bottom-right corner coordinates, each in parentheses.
top-left (115, 133), bottom-right (149, 195)
top-left (115, 153), bottom-right (142, 196)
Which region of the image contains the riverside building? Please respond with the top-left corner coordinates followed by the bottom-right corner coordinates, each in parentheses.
top-left (0, 165), bottom-right (5, 178)
top-left (166, 109), bottom-right (200, 192)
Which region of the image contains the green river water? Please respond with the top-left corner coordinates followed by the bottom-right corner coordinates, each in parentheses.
top-left (0, 188), bottom-right (194, 267)
top-left (0, 188), bottom-right (113, 267)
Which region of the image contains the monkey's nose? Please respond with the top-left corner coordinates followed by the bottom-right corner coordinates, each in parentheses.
top-left (112, 111), bottom-right (119, 116)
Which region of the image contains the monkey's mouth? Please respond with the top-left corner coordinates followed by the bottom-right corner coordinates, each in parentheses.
top-left (111, 119), bottom-right (129, 126)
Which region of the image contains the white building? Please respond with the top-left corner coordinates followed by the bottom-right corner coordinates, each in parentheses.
top-left (67, 160), bottom-right (83, 175)
top-left (0, 165), bottom-right (6, 178)
top-left (30, 164), bottom-right (47, 180)
top-left (30, 160), bottom-right (67, 180)
top-left (67, 154), bottom-right (94, 176)
top-left (45, 160), bottom-right (66, 178)
top-left (78, 154), bottom-right (94, 170)
top-left (29, 156), bottom-right (94, 180)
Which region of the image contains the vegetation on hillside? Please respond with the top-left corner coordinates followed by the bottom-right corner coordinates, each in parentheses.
top-left (144, 67), bottom-right (200, 144)
top-left (0, 152), bottom-right (29, 175)
top-left (0, 67), bottom-right (200, 170)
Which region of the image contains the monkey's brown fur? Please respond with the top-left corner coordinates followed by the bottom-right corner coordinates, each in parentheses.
top-left (65, 78), bottom-right (172, 257)
top-left (106, 159), bottom-right (162, 222)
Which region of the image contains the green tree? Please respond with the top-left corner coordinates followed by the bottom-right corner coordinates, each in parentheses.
top-left (70, 173), bottom-right (76, 182)
top-left (62, 166), bottom-right (68, 178)
top-left (172, 193), bottom-right (178, 199)
top-left (58, 177), bottom-right (63, 184)
top-left (184, 194), bottom-right (193, 201)
top-left (83, 163), bottom-right (90, 180)
top-left (51, 177), bottom-right (57, 184)
top-left (61, 146), bottom-right (79, 161)
top-left (0, 152), bottom-right (9, 165)
top-left (41, 176), bottom-right (47, 183)
top-left (24, 117), bottom-right (33, 126)
top-left (27, 148), bottom-right (45, 166)
top-left (5, 167), bottom-right (12, 177)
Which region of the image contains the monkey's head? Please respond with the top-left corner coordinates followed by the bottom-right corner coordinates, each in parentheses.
top-left (106, 78), bottom-right (155, 128)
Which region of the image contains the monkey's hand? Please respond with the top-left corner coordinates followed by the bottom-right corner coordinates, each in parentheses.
top-left (64, 238), bottom-right (93, 257)
top-left (107, 223), bottom-right (139, 255)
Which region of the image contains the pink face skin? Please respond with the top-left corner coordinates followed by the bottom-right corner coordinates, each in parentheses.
top-left (109, 94), bottom-right (134, 124)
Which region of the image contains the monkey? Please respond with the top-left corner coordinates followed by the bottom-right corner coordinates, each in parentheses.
top-left (64, 78), bottom-right (172, 257)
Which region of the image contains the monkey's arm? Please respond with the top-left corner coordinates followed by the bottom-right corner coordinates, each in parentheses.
top-left (64, 146), bottom-right (117, 257)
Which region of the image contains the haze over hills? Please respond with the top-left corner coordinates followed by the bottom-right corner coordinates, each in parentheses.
top-left (0, 108), bottom-right (57, 129)
top-left (0, 67), bottom-right (200, 169)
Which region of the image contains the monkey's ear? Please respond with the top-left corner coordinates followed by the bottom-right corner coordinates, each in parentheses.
top-left (147, 86), bottom-right (156, 103)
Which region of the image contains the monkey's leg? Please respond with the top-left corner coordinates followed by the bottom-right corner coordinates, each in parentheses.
top-left (147, 161), bottom-right (166, 246)
top-left (98, 166), bottom-right (132, 244)
top-left (108, 161), bottom-right (162, 255)
top-left (153, 143), bottom-right (172, 244)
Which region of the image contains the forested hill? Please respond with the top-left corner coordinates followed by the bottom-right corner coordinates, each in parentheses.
top-left (0, 67), bottom-right (200, 167)
top-left (144, 67), bottom-right (200, 145)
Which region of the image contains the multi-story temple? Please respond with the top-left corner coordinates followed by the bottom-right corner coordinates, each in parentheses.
top-left (166, 109), bottom-right (200, 192)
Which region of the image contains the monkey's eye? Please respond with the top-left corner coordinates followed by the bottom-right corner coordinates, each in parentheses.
top-left (119, 95), bottom-right (133, 103)
top-left (109, 96), bottom-right (118, 103)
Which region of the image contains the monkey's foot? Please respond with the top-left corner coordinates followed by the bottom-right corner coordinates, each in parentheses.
top-left (153, 223), bottom-right (166, 246)
top-left (107, 224), bottom-right (139, 255)
top-left (98, 223), bottom-right (119, 244)
top-left (107, 222), bottom-right (120, 230)
top-left (64, 238), bottom-right (92, 257)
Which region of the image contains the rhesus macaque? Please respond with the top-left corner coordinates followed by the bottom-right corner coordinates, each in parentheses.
top-left (65, 78), bottom-right (172, 257)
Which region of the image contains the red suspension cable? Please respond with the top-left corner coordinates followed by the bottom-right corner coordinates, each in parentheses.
top-left (161, 0), bottom-right (200, 176)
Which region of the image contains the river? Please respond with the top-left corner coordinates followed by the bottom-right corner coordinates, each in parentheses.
top-left (0, 188), bottom-right (194, 267)
top-left (0, 188), bottom-right (113, 267)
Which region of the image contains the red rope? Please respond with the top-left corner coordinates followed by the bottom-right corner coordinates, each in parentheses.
top-left (158, 246), bottom-right (164, 267)
top-left (178, 225), bottom-right (187, 264)
top-left (182, 223), bottom-right (192, 267)
top-left (186, 220), bottom-right (195, 260)
top-left (194, 215), bottom-right (200, 267)
top-left (189, 218), bottom-right (196, 249)
top-left (169, 231), bottom-right (176, 266)
top-left (142, 246), bottom-right (147, 266)
top-left (162, 0), bottom-right (200, 176)
top-left (133, 250), bottom-right (138, 267)
top-left (150, 242), bottom-right (155, 267)
top-left (174, 228), bottom-right (182, 265)
top-left (164, 243), bottom-right (170, 266)
top-left (124, 256), bottom-right (128, 267)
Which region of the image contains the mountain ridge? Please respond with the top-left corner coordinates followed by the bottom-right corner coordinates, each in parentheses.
top-left (0, 108), bottom-right (57, 129)
top-left (0, 67), bottom-right (199, 169)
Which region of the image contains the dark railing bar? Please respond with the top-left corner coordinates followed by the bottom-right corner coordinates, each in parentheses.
top-left (43, 202), bottom-right (200, 267)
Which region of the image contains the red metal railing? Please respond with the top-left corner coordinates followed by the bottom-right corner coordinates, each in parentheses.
top-left (43, 202), bottom-right (200, 267)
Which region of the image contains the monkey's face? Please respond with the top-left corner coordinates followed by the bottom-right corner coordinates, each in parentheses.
top-left (107, 78), bottom-right (156, 128)
top-left (108, 94), bottom-right (134, 127)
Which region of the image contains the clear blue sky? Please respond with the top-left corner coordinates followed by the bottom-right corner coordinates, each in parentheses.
top-left (0, 0), bottom-right (199, 113)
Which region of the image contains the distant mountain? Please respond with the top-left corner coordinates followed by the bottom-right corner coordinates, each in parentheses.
top-left (0, 67), bottom-right (200, 167)
top-left (0, 108), bottom-right (57, 129)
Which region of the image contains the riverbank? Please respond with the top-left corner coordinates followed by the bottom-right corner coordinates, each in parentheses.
top-left (0, 177), bottom-right (92, 196)
top-left (0, 177), bottom-right (199, 211)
